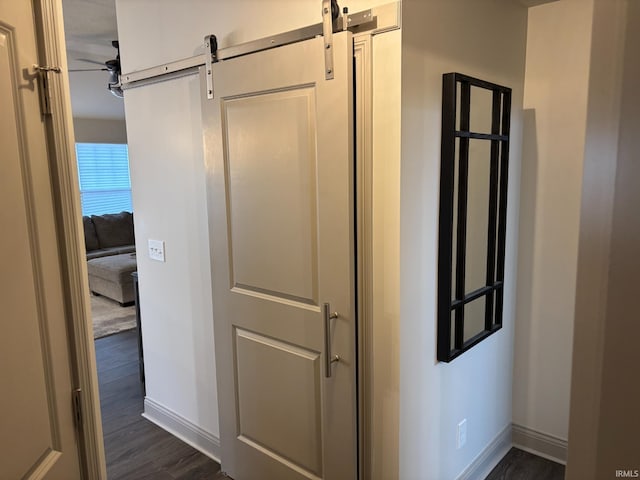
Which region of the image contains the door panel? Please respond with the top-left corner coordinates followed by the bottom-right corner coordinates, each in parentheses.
top-left (203, 32), bottom-right (356, 480)
top-left (235, 329), bottom-right (322, 475)
top-left (223, 87), bottom-right (319, 305)
top-left (0, 1), bottom-right (82, 478)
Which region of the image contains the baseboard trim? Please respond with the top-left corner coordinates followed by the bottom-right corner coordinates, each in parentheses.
top-left (139, 401), bottom-right (567, 474)
top-left (143, 397), bottom-right (221, 463)
top-left (512, 423), bottom-right (567, 465)
top-left (456, 424), bottom-right (512, 480)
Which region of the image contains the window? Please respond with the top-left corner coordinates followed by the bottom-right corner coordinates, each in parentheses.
top-left (76, 143), bottom-right (132, 216)
top-left (437, 73), bottom-right (512, 362)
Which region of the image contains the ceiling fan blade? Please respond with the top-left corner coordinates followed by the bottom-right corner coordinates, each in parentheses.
top-left (75, 58), bottom-right (106, 66)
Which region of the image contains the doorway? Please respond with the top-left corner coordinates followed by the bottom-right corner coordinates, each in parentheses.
top-left (60, 1), bottom-right (221, 477)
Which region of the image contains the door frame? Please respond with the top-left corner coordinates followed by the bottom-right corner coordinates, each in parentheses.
top-left (31, 0), bottom-right (106, 478)
top-left (353, 34), bottom-right (373, 480)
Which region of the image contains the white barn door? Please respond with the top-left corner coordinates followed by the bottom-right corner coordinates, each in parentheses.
top-left (203, 31), bottom-right (356, 480)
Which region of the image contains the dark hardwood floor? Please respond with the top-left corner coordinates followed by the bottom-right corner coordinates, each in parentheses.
top-left (97, 331), bottom-right (563, 480)
top-left (486, 447), bottom-right (565, 480)
top-left (96, 330), bottom-right (225, 479)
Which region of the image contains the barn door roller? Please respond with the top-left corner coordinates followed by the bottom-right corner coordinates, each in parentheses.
top-left (322, 0), bottom-right (340, 80)
top-left (204, 35), bottom-right (218, 100)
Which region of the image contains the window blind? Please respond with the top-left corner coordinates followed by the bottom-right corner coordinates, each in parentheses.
top-left (76, 143), bottom-right (132, 216)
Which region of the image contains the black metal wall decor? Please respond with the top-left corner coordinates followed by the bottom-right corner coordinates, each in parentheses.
top-left (437, 73), bottom-right (512, 362)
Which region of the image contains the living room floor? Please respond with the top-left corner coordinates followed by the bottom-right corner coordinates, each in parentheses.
top-left (96, 330), bottom-right (225, 479)
top-left (96, 330), bottom-right (564, 480)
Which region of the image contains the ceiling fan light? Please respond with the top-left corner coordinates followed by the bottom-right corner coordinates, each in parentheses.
top-left (108, 70), bottom-right (119, 84)
top-left (108, 82), bottom-right (124, 98)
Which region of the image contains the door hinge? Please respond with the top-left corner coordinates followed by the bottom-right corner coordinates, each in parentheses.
top-left (33, 64), bottom-right (61, 116)
top-left (72, 388), bottom-right (83, 430)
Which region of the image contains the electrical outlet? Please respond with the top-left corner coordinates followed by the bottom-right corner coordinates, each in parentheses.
top-left (148, 239), bottom-right (165, 262)
top-left (457, 419), bottom-right (467, 449)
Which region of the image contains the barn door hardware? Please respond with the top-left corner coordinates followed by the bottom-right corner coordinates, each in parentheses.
top-left (120, 2), bottom-right (401, 94)
top-left (322, 0), bottom-right (340, 80)
top-left (204, 0), bottom-right (338, 99)
top-left (204, 35), bottom-right (218, 99)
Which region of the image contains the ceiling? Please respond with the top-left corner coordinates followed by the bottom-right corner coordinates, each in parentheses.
top-left (62, 0), bottom-right (125, 120)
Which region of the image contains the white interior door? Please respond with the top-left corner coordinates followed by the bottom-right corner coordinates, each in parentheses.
top-left (203, 31), bottom-right (356, 480)
top-left (0, 1), bottom-right (84, 478)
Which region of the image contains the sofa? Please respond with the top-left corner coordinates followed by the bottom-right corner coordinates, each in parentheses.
top-left (83, 211), bottom-right (137, 305)
top-left (83, 211), bottom-right (135, 259)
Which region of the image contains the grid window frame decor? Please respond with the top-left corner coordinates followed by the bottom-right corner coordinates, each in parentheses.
top-left (437, 72), bottom-right (512, 363)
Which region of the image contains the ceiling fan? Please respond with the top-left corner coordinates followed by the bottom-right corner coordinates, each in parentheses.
top-left (69, 40), bottom-right (123, 98)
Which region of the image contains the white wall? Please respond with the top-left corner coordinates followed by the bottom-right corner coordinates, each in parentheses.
top-left (399, 1), bottom-right (527, 479)
top-left (123, 75), bottom-right (219, 439)
top-left (513, 0), bottom-right (595, 447)
top-left (116, 0), bottom-right (399, 458)
top-left (73, 117), bottom-right (127, 143)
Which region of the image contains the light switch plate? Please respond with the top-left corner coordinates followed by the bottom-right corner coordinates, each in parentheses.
top-left (148, 239), bottom-right (165, 262)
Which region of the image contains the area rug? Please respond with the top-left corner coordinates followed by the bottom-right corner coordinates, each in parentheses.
top-left (91, 295), bottom-right (136, 339)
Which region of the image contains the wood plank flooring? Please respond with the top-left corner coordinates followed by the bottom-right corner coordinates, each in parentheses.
top-left (486, 447), bottom-right (565, 480)
top-left (97, 331), bottom-right (564, 480)
top-left (96, 330), bottom-right (225, 479)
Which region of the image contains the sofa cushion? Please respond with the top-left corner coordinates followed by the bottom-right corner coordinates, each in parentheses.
top-left (91, 211), bottom-right (134, 249)
top-left (86, 246), bottom-right (136, 260)
top-left (83, 216), bottom-right (100, 251)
